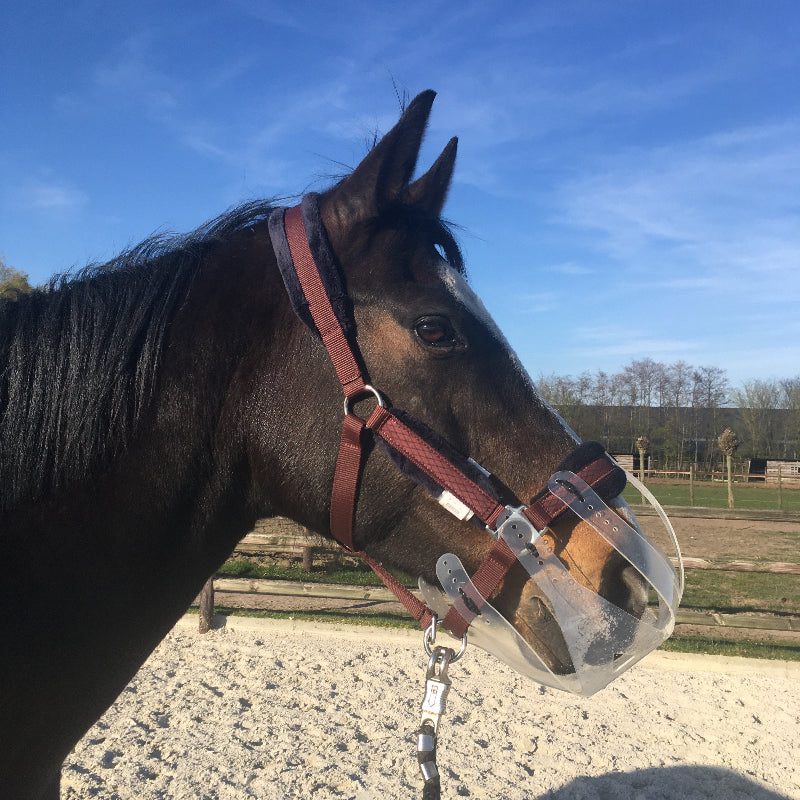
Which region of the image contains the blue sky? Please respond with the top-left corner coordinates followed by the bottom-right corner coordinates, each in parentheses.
top-left (2, 1), bottom-right (798, 387)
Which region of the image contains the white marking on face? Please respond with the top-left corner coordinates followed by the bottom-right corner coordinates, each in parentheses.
top-left (438, 263), bottom-right (579, 443)
top-left (438, 263), bottom-right (506, 343)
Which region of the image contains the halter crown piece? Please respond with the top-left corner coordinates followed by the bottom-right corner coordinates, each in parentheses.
top-left (268, 194), bottom-right (683, 697)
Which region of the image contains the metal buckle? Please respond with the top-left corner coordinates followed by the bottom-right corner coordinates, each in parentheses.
top-left (342, 384), bottom-right (385, 417)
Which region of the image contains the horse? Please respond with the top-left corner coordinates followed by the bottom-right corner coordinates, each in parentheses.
top-left (1, 91), bottom-right (661, 799)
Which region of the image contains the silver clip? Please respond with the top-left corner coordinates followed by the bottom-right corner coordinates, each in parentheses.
top-left (420, 645), bottom-right (454, 734)
top-left (423, 615), bottom-right (468, 661)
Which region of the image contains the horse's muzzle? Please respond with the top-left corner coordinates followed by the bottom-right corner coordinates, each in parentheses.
top-left (419, 470), bottom-right (683, 696)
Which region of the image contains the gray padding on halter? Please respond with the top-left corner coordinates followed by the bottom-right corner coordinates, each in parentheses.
top-left (267, 193), bottom-right (355, 339)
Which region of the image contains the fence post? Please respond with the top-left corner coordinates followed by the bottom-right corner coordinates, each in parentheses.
top-left (717, 429), bottom-right (739, 510)
top-left (636, 436), bottom-right (649, 505)
top-left (726, 454), bottom-right (735, 509)
top-left (198, 576), bottom-right (215, 633)
top-left (689, 463), bottom-right (695, 507)
top-left (778, 463), bottom-right (783, 510)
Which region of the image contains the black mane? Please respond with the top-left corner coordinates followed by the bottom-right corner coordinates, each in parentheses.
top-left (0, 200), bottom-right (275, 514)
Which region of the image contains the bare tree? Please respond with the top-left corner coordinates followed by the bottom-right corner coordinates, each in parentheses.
top-left (734, 379), bottom-right (783, 458)
top-left (667, 361), bottom-right (694, 409)
top-left (692, 366), bottom-right (730, 469)
top-left (665, 361), bottom-right (694, 470)
top-left (781, 376), bottom-right (800, 409)
top-left (575, 371), bottom-right (593, 404)
top-left (536, 373), bottom-right (579, 407)
top-left (590, 370), bottom-right (615, 450)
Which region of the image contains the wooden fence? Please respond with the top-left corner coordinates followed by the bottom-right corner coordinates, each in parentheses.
top-left (196, 516), bottom-right (800, 636)
top-left (623, 468), bottom-right (800, 487)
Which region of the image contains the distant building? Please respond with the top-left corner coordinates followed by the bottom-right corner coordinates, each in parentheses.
top-left (747, 458), bottom-right (800, 486)
top-left (613, 454), bottom-right (651, 473)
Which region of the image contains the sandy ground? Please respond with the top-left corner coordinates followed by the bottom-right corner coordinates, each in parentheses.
top-left (62, 616), bottom-right (800, 800)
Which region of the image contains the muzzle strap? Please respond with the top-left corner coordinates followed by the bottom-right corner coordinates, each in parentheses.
top-left (525, 440), bottom-right (626, 530)
top-left (438, 536), bottom-right (518, 637)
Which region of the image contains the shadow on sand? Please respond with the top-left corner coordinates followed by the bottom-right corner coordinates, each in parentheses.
top-left (538, 765), bottom-right (793, 800)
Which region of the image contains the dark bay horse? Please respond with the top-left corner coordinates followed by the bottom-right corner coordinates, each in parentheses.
top-left (1, 92), bottom-right (650, 799)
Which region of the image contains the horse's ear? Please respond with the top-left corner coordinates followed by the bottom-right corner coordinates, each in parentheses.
top-left (323, 90), bottom-right (437, 228)
top-left (401, 136), bottom-right (457, 216)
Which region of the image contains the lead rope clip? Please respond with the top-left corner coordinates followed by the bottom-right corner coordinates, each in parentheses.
top-left (416, 617), bottom-right (466, 800)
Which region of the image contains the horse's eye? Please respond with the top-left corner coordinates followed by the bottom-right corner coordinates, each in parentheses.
top-left (414, 316), bottom-right (458, 348)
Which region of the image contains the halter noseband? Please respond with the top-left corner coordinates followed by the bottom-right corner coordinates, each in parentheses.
top-left (267, 194), bottom-right (629, 641)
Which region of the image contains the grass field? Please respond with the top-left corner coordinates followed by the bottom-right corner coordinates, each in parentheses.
top-left (622, 478), bottom-right (800, 511)
top-left (219, 556), bottom-right (392, 586)
top-left (681, 570), bottom-right (800, 615)
top-left (656, 633), bottom-right (799, 661)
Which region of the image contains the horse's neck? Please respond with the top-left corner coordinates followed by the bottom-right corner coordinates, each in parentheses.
top-left (117, 226), bottom-right (288, 551)
top-left (7, 226), bottom-right (287, 564)
top-left (0, 227), bottom-right (301, 794)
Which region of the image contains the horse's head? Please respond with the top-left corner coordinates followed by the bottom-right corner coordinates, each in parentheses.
top-left (252, 91), bottom-right (680, 694)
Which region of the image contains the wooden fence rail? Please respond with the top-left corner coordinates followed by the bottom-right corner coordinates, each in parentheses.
top-left (633, 469), bottom-right (800, 486)
top-left (206, 577), bottom-right (800, 634)
top-left (679, 557), bottom-right (800, 575)
top-left (196, 519), bottom-right (800, 635)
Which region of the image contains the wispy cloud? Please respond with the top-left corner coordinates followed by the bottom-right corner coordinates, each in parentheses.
top-left (546, 261), bottom-right (593, 276)
top-left (576, 322), bottom-right (703, 359)
top-left (20, 181), bottom-right (88, 212)
top-left (91, 32), bottom-right (179, 116)
top-left (555, 122), bottom-right (800, 293)
top-left (514, 290), bottom-right (564, 315)
top-left (61, 31), bottom-right (358, 195)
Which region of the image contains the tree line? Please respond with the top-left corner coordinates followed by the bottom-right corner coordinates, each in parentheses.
top-left (536, 359), bottom-right (800, 471)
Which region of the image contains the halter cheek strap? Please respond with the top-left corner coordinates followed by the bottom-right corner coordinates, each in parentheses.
top-left (268, 195), bottom-right (626, 639)
top-left (269, 196), bottom-right (510, 548)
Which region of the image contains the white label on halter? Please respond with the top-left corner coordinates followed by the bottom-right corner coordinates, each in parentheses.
top-left (436, 490), bottom-right (474, 522)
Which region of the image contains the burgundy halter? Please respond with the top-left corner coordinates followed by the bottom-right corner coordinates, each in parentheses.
top-left (268, 194), bottom-right (626, 640)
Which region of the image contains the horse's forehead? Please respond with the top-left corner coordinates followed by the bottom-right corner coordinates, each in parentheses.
top-left (436, 263), bottom-right (563, 414)
top-left (438, 264), bottom-right (505, 341)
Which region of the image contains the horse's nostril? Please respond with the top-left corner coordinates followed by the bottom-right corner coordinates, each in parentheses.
top-left (620, 565), bottom-right (648, 619)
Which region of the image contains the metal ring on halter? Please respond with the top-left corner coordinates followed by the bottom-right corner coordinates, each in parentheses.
top-left (343, 384), bottom-right (386, 417)
top-left (423, 616), bottom-right (468, 662)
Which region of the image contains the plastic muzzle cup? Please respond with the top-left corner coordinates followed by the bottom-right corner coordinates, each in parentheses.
top-left (419, 470), bottom-right (683, 697)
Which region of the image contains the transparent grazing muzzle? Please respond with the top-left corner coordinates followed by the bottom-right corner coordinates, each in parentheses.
top-left (419, 470), bottom-right (683, 697)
